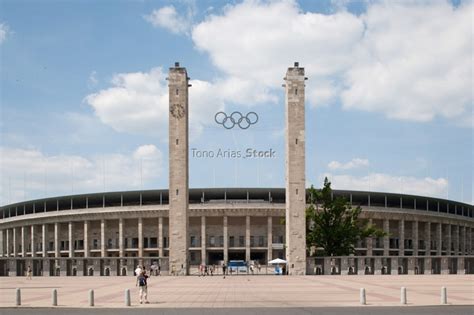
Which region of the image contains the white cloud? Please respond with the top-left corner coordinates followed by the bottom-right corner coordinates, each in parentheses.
top-left (323, 172), bottom-right (448, 198)
top-left (192, 0), bottom-right (362, 108)
top-left (341, 1), bottom-right (472, 124)
top-left (0, 22), bottom-right (9, 44)
top-left (0, 145), bottom-right (163, 205)
top-left (190, 0), bottom-right (472, 126)
top-left (145, 5), bottom-right (193, 35)
top-left (85, 67), bottom-right (224, 138)
top-left (328, 158), bottom-right (369, 171)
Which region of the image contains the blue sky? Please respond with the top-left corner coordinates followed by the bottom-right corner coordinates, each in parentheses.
top-left (0, 0), bottom-right (472, 205)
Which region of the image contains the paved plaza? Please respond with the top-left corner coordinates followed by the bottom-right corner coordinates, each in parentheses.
top-left (0, 275), bottom-right (472, 309)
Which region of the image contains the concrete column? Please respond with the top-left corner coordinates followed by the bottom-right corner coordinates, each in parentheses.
top-left (21, 226), bottom-right (25, 257)
top-left (425, 222), bottom-right (431, 254)
top-left (168, 63), bottom-right (190, 275)
top-left (245, 215), bottom-right (251, 262)
top-left (0, 230), bottom-right (3, 257)
top-left (6, 229), bottom-right (10, 257)
top-left (468, 227), bottom-right (472, 254)
top-left (138, 217), bottom-right (143, 258)
top-left (267, 216), bottom-right (273, 262)
top-left (367, 219), bottom-right (373, 256)
top-left (31, 225), bottom-right (35, 257)
top-left (284, 62), bottom-right (307, 275)
top-left (437, 223), bottom-right (442, 255)
top-left (100, 219), bottom-right (106, 257)
top-left (383, 219), bottom-right (390, 256)
top-left (201, 216), bottom-right (206, 264)
top-left (453, 225), bottom-right (459, 255)
top-left (413, 221), bottom-right (419, 256)
top-left (158, 217), bottom-right (163, 256)
top-left (119, 218), bottom-right (124, 258)
top-left (399, 220), bottom-right (405, 256)
top-left (42, 224), bottom-right (46, 257)
top-left (445, 224), bottom-right (452, 254)
top-left (54, 223), bottom-right (59, 258)
top-left (460, 226), bottom-right (466, 254)
top-left (13, 228), bottom-right (17, 257)
top-left (223, 216), bottom-right (228, 263)
top-left (84, 221), bottom-right (90, 258)
top-left (68, 222), bottom-right (74, 257)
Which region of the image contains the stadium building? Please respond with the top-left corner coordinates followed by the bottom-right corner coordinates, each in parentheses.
top-left (0, 63), bottom-right (472, 277)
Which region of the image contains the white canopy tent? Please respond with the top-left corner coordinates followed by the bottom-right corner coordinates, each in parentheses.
top-left (268, 258), bottom-right (287, 264)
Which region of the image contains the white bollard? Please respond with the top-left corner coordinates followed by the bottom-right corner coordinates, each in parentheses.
top-left (52, 289), bottom-right (57, 306)
top-left (441, 286), bottom-right (447, 305)
top-left (125, 288), bottom-right (131, 306)
top-left (360, 288), bottom-right (366, 305)
top-left (89, 289), bottom-right (94, 307)
top-left (15, 288), bottom-right (21, 306)
top-left (401, 287), bottom-right (407, 304)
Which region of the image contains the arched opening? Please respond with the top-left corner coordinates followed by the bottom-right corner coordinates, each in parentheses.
top-left (88, 268), bottom-right (94, 276)
top-left (72, 268), bottom-right (77, 276)
top-left (121, 267), bottom-right (127, 276)
top-left (365, 266), bottom-right (371, 275)
top-left (104, 268), bottom-right (110, 276)
top-left (398, 266), bottom-right (403, 274)
top-left (316, 267), bottom-right (322, 275)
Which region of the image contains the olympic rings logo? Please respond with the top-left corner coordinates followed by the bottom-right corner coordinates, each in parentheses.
top-left (214, 111), bottom-right (259, 129)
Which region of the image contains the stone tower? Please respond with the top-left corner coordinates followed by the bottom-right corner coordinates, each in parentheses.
top-left (284, 62), bottom-right (306, 275)
top-left (168, 62), bottom-right (190, 275)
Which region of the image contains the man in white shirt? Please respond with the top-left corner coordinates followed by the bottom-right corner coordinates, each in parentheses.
top-left (135, 265), bottom-right (142, 276)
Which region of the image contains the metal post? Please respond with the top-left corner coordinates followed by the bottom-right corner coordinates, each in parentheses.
top-left (401, 287), bottom-right (407, 305)
top-left (125, 288), bottom-right (131, 306)
top-left (52, 288), bottom-right (58, 306)
top-left (441, 287), bottom-right (447, 305)
top-left (89, 289), bottom-right (94, 307)
top-left (16, 288), bottom-right (21, 306)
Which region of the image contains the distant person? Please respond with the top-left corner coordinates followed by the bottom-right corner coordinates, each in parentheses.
top-left (171, 264), bottom-right (176, 276)
top-left (222, 263), bottom-right (227, 279)
top-left (157, 265), bottom-right (161, 276)
top-left (136, 271), bottom-right (150, 304)
top-left (257, 263), bottom-right (261, 273)
top-left (135, 265), bottom-right (142, 276)
top-left (26, 265), bottom-right (32, 280)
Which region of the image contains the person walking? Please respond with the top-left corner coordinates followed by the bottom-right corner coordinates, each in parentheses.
top-left (26, 266), bottom-right (32, 280)
top-left (135, 265), bottom-right (142, 276)
top-left (222, 263), bottom-right (227, 279)
top-left (136, 271), bottom-right (150, 304)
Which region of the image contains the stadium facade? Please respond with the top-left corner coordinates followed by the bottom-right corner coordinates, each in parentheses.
top-left (0, 63), bottom-right (472, 276)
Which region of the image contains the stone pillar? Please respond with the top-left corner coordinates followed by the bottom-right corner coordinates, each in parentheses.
top-left (84, 221), bottom-right (90, 258)
top-left (437, 222), bottom-right (442, 256)
top-left (6, 229), bottom-right (10, 257)
top-left (446, 224), bottom-right (452, 254)
top-left (425, 222), bottom-right (431, 254)
top-left (457, 257), bottom-right (465, 274)
top-left (407, 257), bottom-right (415, 275)
top-left (245, 216), bottom-right (251, 262)
top-left (54, 223), bottom-right (59, 258)
top-left (367, 219), bottom-right (373, 256)
top-left (424, 258), bottom-right (432, 274)
top-left (267, 216), bottom-right (273, 262)
top-left (168, 62), bottom-right (190, 275)
top-left (284, 62), bottom-right (306, 275)
top-left (440, 257), bottom-right (449, 274)
top-left (460, 226), bottom-right (466, 255)
top-left (453, 225), bottom-right (459, 255)
top-left (357, 258), bottom-right (365, 275)
top-left (341, 257), bottom-right (349, 275)
top-left (100, 219), bottom-right (106, 257)
top-left (413, 220), bottom-right (419, 256)
top-left (391, 258), bottom-right (399, 275)
top-left (13, 227), bottom-right (18, 257)
top-left (323, 258), bottom-right (332, 275)
top-left (119, 218), bottom-right (124, 258)
top-left (30, 225), bottom-right (35, 257)
top-left (223, 216), bottom-right (228, 263)
top-left (383, 219), bottom-right (390, 256)
top-left (158, 217), bottom-right (163, 257)
top-left (399, 219), bottom-right (405, 256)
top-left (0, 230), bottom-right (3, 257)
top-left (201, 216), bottom-right (206, 264)
top-left (21, 226), bottom-right (25, 257)
top-left (68, 222), bottom-right (74, 257)
top-left (374, 257), bottom-right (383, 275)
top-left (138, 217), bottom-right (143, 259)
top-left (468, 227), bottom-right (472, 254)
top-left (42, 224), bottom-right (46, 257)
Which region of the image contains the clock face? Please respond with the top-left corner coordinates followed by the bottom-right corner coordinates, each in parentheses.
top-left (170, 104), bottom-right (185, 119)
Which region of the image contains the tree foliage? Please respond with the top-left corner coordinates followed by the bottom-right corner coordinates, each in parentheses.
top-left (306, 178), bottom-right (385, 256)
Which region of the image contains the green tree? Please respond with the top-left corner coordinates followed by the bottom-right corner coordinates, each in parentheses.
top-left (306, 177), bottom-right (385, 256)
